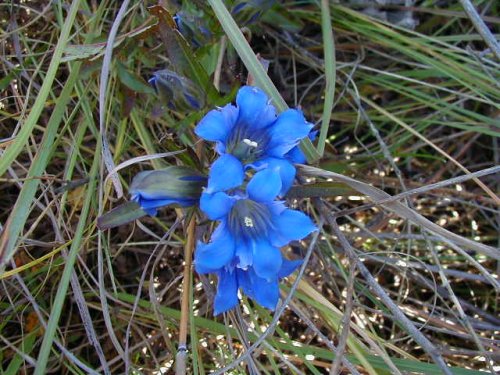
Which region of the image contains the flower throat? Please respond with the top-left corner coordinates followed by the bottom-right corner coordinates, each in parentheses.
top-left (226, 123), bottom-right (269, 163)
top-left (227, 199), bottom-right (272, 239)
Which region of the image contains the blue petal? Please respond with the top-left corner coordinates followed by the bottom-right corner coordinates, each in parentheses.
top-left (278, 259), bottom-right (303, 279)
top-left (235, 239), bottom-right (253, 269)
top-left (252, 157), bottom-right (296, 196)
top-left (195, 104), bottom-right (238, 142)
top-left (179, 175), bottom-right (207, 182)
top-left (144, 208), bottom-right (158, 216)
top-left (247, 168), bottom-right (281, 202)
top-left (249, 270), bottom-right (279, 310)
top-left (267, 200), bottom-right (287, 216)
top-left (252, 239), bottom-right (283, 281)
top-left (285, 130), bottom-right (318, 164)
top-left (267, 109), bottom-right (313, 157)
top-left (215, 142), bottom-right (226, 154)
top-left (236, 86), bottom-right (276, 129)
top-left (184, 92), bottom-right (201, 110)
top-left (214, 269), bottom-right (239, 315)
top-left (206, 154), bottom-right (244, 193)
top-left (285, 145), bottom-right (306, 164)
top-left (194, 224), bottom-right (235, 274)
top-left (200, 191), bottom-right (235, 220)
top-left (237, 268), bottom-right (254, 299)
top-left (232, 2), bottom-right (248, 14)
top-left (271, 209), bottom-right (317, 247)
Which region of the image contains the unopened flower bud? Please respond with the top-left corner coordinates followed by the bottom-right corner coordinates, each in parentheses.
top-left (130, 166), bottom-right (207, 216)
top-left (149, 69), bottom-right (204, 111)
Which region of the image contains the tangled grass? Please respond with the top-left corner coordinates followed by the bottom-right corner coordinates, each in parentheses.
top-left (0, 1), bottom-right (499, 374)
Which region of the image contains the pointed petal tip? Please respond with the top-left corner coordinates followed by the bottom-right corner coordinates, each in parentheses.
top-left (252, 239), bottom-right (283, 281)
top-left (194, 229), bottom-right (235, 273)
top-left (207, 154), bottom-right (244, 193)
top-left (195, 104), bottom-right (238, 142)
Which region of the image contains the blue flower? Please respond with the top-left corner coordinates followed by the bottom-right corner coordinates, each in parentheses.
top-left (195, 86), bottom-right (313, 195)
top-left (129, 166), bottom-right (207, 216)
top-left (285, 130), bottom-right (318, 164)
top-left (209, 259), bottom-right (302, 315)
top-left (194, 168), bottom-right (316, 313)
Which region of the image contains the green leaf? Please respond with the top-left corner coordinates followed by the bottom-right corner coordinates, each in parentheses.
top-left (0, 67), bottom-right (21, 91)
top-left (34, 133), bottom-right (101, 375)
top-left (5, 331), bottom-right (37, 375)
top-left (117, 292), bottom-right (486, 375)
top-left (0, 0), bottom-right (85, 271)
top-left (317, 0), bottom-right (336, 156)
top-left (97, 201), bottom-right (148, 230)
top-left (116, 61), bottom-right (155, 94)
top-left (262, 8), bottom-right (303, 33)
top-left (287, 182), bottom-right (354, 198)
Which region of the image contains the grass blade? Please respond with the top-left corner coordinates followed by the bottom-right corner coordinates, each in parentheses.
top-left (0, 0), bottom-right (82, 177)
top-left (34, 140), bottom-right (101, 375)
top-left (0, 60), bottom-right (84, 270)
top-left (317, 0), bottom-right (336, 156)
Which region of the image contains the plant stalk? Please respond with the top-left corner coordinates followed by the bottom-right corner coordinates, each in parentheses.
top-left (175, 217), bottom-right (196, 375)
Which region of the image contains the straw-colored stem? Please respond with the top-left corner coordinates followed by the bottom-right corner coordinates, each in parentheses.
top-left (175, 217), bottom-right (196, 375)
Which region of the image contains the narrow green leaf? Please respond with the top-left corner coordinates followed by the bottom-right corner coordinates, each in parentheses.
top-left (317, 0), bottom-right (336, 156)
top-left (0, 67), bottom-right (21, 91)
top-left (116, 61), bottom-right (155, 94)
top-left (34, 140), bottom-right (101, 375)
top-left (62, 43), bottom-right (105, 62)
top-left (261, 7), bottom-right (303, 33)
top-left (97, 201), bottom-right (148, 230)
top-left (287, 182), bottom-right (354, 198)
top-left (5, 331), bottom-right (37, 375)
top-left (0, 62), bottom-right (84, 270)
top-left (117, 292), bottom-right (485, 375)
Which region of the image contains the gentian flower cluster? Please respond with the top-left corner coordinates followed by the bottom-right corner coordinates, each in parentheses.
top-left (123, 84), bottom-right (316, 315)
top-left (194, 86), bottom-right (317, 314)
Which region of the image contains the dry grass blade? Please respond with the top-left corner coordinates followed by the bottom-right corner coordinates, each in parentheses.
top-left (99, 0), bottom-right (131, 199)
top-left (459, 0), bottom-right (500, 59)
top-left (103, 150), bottom-right (185, 187)
top-left (300, 165), bottom-right (499, 260)
top-left (362, 97), bottom-right (500, 205)
top-left (328, 218), bottom-right (454, 375)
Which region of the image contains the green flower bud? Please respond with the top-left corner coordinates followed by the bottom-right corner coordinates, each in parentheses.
top-left (130, 166), bottom-right (207, 215)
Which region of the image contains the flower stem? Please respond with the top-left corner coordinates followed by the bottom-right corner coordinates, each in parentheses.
top-left (175, 216), bottom-right (196, 375)
top-left (176, 123), bottom-right (205, 374)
